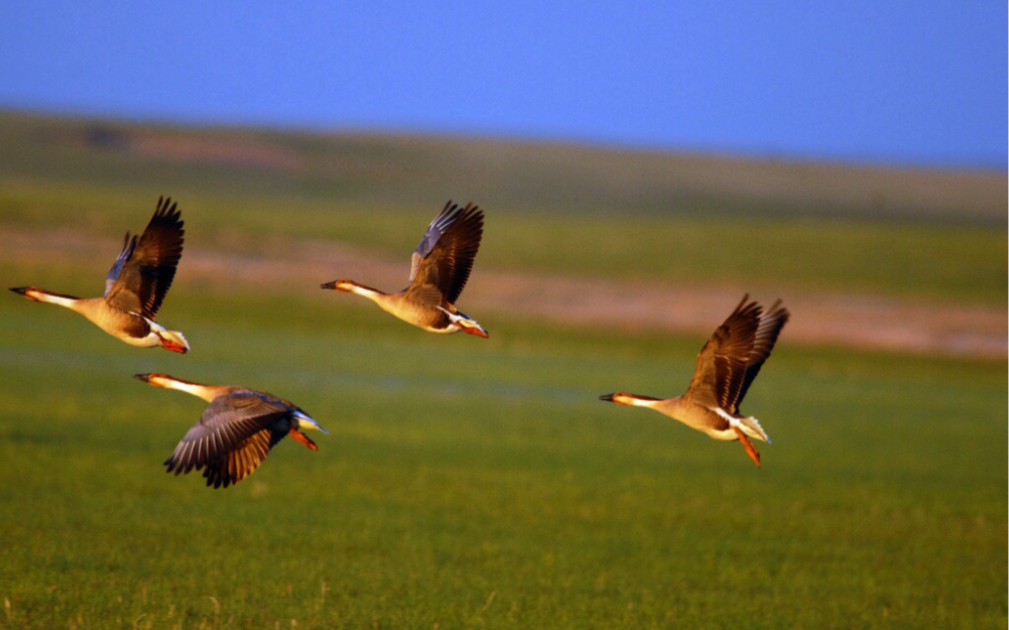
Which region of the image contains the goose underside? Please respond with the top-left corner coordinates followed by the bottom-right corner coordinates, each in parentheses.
top-left (120, 315), bottom-right (152, 339)
top-left (384, 298), bottom-right (455, 332)
top-left (91, 308), bottom-right (153, 343)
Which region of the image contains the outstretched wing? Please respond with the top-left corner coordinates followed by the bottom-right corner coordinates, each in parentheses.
top-left (734, 299), bottom-right (790, 412)
top-left (105, 233), bottom-right (137, 298)
top-left (683, 296), bottom-right (762, 411)
top-left (407, 201), bottom-right (483, 305)
top-left (105, 196), bottom-right (184, 320)
top-left (164, 392), bottom-right (290, 489)
top-left (202, 428), bottom-right (287, 489)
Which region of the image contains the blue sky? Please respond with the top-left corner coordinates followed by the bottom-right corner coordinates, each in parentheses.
top-left (1, 1), bottom-right (1005, 168)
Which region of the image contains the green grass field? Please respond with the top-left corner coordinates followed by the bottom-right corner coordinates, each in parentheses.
top-left (0, 267), bottom-right (1004, 629)
top-left (0, 113), bottom-right (1005, 628)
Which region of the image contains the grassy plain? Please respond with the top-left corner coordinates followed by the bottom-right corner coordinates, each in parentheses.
top-left (0, 263), bottom-right (1005, 629)
top-left (0, 112), bottom-right (1005, 628)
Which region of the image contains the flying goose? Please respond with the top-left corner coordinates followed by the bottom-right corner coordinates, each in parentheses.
top-left (10, 196), bottom-right (189, 353)
top-left (134, 373), bottom-right (328, 489)
top-left (321, 201), bottom-right (488, 337)
top-left (600, 295), bottom-right (789, 467)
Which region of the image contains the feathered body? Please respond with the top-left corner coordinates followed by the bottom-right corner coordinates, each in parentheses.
top-left (322, 201), bottom-right (488, 337)
top-left (601, 296), bottom-right (790, 466)
top-left (134, 373), bottom-right (328, 489)
top-left (10, 197), bottom-right (188, 352)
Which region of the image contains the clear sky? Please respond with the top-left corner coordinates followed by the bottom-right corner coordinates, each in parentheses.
top-left (1, 1), bottom-right (1005, 168)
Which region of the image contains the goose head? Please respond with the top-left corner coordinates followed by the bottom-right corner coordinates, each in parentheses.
top-left (10, 287), bottom-right (47, 302)
top-left (599, 392), bottom-right (660, 407)
top-left (320, 279), bottom-right (356, 292)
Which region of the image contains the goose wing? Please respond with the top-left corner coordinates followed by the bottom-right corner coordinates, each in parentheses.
top-left (105, 196), bottom-right (184, 319)
top-left (104, 233), bottom-right (137, 298)
top-left (407, 201), bottom-right (483, 305)
top-left (164, 391), bottom-right (291, 488)
top-left (683, 296), bottom-right (762, 412)
top-left (203, 428), bottom-right (287, 489)
top-left (734, 299), bottom-right (790, 412)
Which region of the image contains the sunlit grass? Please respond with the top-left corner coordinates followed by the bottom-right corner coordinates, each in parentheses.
top-left (0, 113), bottom-right (1004, 628)
top-left (0, 277), bottom-right (1004, 629)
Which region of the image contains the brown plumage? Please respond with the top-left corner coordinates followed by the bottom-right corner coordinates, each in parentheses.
top-left (134, 373), bottom-right (328, 489)
top-left (408, 201), bottom-right (484, 305)
top-left (105, 196), bottom-right (185, 321)
top-left (600, 295), bottom-right (790, 467)
top-left (322, 201), bottom-right (488, 337)
top-left (9, 196), bottom-right (189, 352)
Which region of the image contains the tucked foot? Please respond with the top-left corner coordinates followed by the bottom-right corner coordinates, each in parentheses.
top-left (289, 428), bottom-right (318, 450)
top-left (733, 426), bottom-right (761, 467)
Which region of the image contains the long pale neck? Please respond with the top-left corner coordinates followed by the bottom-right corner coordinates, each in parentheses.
top-left (625, 393), bottom-right (664, 408)
top-left (605, 392), bottom-right (665, 408)
top-left (25, 288), bottom-right (82, 309)
top-left (346, 281), bottom-right (388, 302)
top-left (150, 375), bottom-right (227, 402)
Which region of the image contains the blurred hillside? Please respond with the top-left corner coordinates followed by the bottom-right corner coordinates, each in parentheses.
top-left (1, 109), bottom-right (1004, 224)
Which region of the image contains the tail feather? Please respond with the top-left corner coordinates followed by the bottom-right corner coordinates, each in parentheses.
top-left (435, 305), bottom-right (488, 337)
top-left (739, 415), bottom-right (771, 444)
top-left (165, 329), bottom-right (188, 347)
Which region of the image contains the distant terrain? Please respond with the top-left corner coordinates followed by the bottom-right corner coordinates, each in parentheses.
top-left (1, 109), bottom-right (1004, 223)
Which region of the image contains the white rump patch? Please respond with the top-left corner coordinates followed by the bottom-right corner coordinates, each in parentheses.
top-left (711, 407), bottom-right (771, 443)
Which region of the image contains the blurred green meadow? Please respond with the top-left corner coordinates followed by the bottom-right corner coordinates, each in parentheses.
top-left (0, 112), bottom-right (1005, 629)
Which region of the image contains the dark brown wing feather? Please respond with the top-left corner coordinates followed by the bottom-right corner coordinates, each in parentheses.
top-left (684, 296), bottom-right (762, 411)
top-left (164, 391), bottom-right (291, 488)
top-left (734, 300), bottom-right (790, 412)
top-left (202, 428), bottom-right (287, 489)
top-left (408, 201), bottom-right (483, 305)
top-left (105, 196), bottom-right (184, 320)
